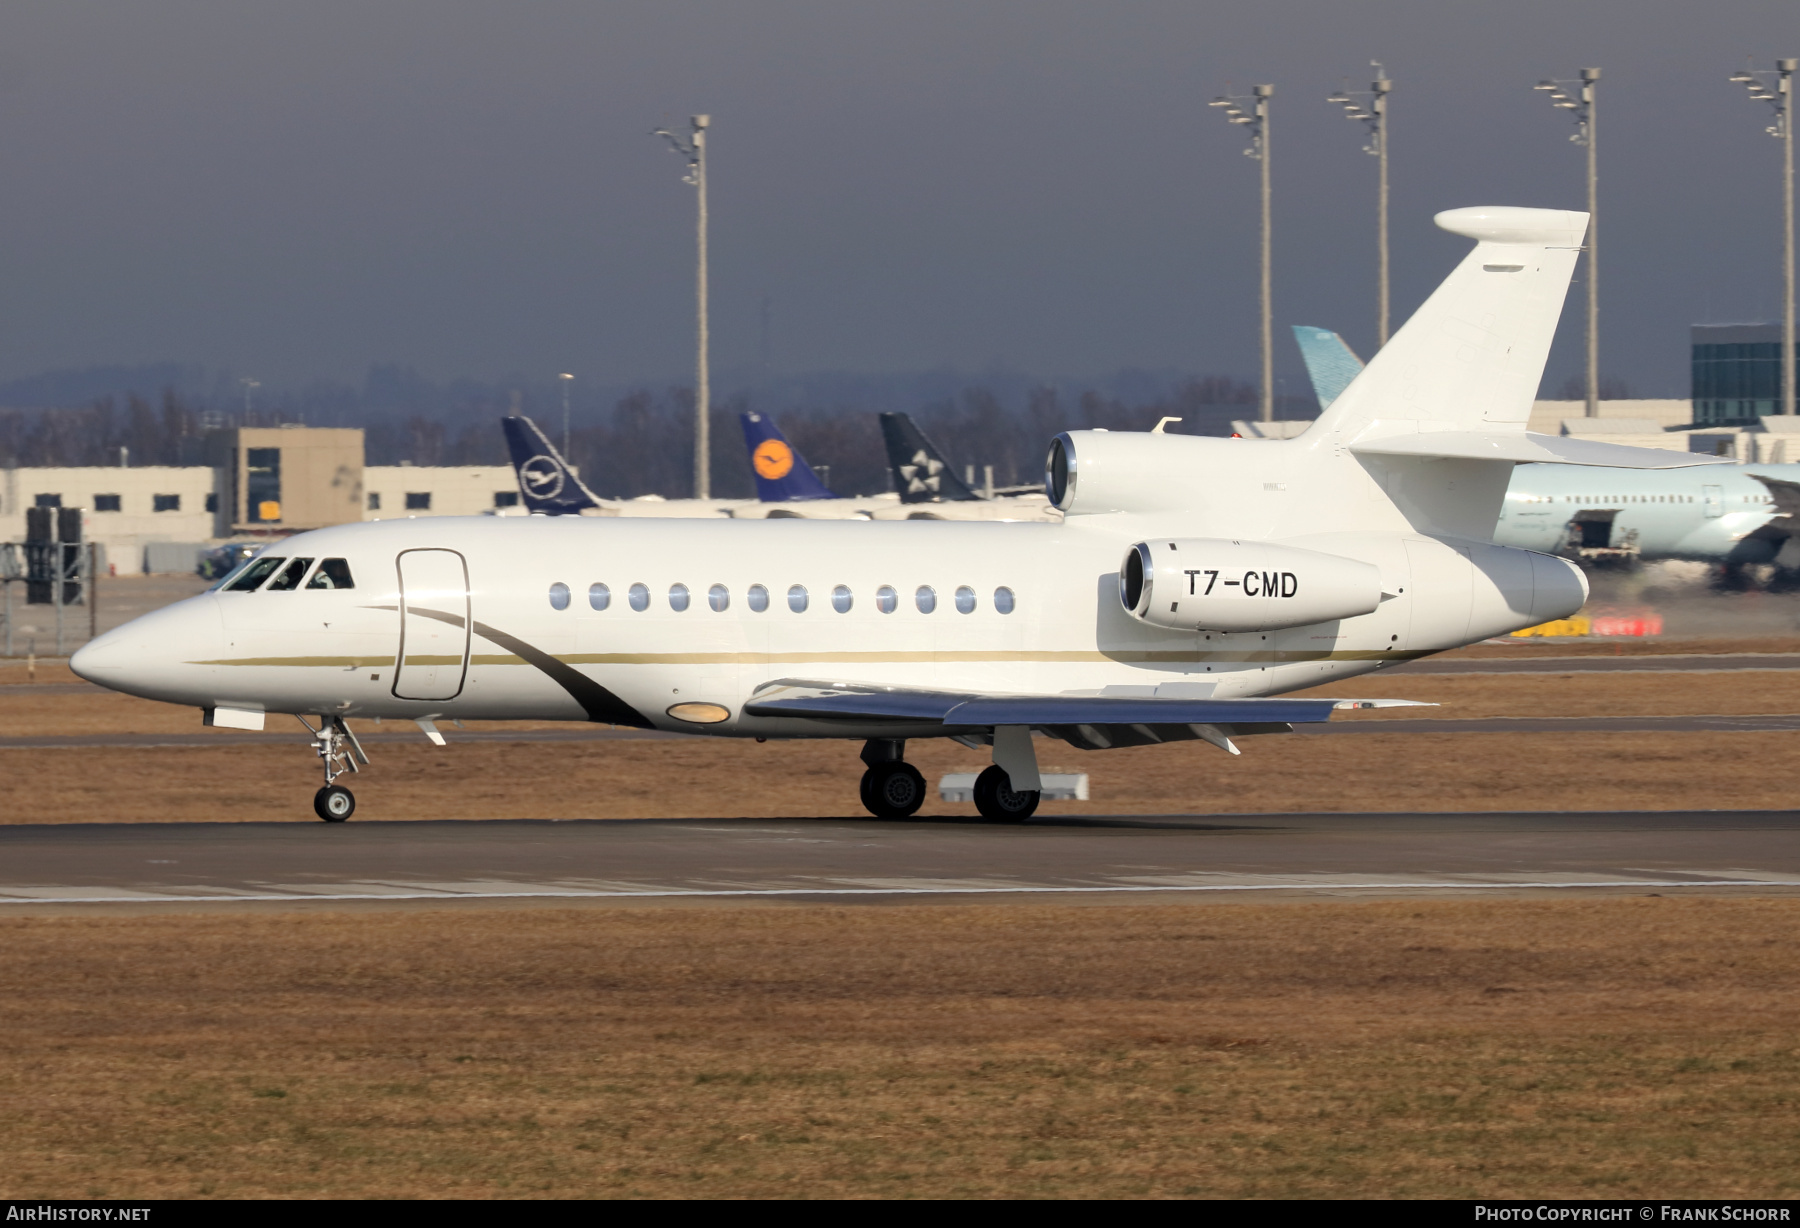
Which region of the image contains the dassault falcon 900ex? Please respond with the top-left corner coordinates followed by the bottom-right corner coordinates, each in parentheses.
top-left (72, 206), bottom-right (1723, 823)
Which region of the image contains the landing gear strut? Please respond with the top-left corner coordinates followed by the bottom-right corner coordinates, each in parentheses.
top-left (298, 715), bottom-right (369, 822)
top-left (859, 738), bottom-right (926, 819)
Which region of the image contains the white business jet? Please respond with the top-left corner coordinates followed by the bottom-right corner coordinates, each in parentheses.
top-left (71, 206), bottom-right (1720, 823)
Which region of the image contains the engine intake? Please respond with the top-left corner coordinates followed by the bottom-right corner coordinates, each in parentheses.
top-left (1122, 538), bottom-right (1384, 632)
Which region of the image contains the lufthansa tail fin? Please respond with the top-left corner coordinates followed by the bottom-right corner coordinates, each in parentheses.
top-left (1292, 326), bottom-right (1365, 411)
top-left (738, 412), bottom-right (839, 501)
top-left (502, 416), bottom-right (606, 514)
top-left (879, 412), bottom-right (979, 503)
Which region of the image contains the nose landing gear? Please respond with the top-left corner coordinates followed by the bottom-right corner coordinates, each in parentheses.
top-left (298, 715), bottom-right (369, 822)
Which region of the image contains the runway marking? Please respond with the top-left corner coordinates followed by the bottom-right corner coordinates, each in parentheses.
top-left (0, 877), bottom-right (1795, 905)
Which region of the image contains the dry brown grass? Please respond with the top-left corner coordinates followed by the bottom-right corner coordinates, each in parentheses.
top-left (2, 898), bottom-right (1798, 1199)
top-left (2, 726), bottom-right (1796, 824)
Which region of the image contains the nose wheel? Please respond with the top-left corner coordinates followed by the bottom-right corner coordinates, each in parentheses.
top-left (297, 715), bottom-right (370, 822)
top-left (314, 785), bottom-right (356, 822)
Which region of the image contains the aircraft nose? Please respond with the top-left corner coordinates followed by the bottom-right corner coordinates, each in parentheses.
top-left (72, 595), bottom-right (226, 701)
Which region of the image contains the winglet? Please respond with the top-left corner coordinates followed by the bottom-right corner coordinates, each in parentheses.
top-left (878, 412), bottom-right (980, 502)
top-left (501, 416), bottom-right (606, 515)
top-left (738, 412), bottom-right (839, 501)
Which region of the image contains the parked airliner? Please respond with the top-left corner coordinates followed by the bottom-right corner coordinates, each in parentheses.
top-left (72, 206), bottom-right (1719, 823)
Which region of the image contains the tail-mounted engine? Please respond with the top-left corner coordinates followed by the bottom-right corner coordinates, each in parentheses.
top-left (1121, 538), bottom-right (1384, 632)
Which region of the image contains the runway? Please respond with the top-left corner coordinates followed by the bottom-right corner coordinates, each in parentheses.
top-left (5, 810), bottom-right (1800, 909)
top-left (1389, 652), bottom-right (1800, 675)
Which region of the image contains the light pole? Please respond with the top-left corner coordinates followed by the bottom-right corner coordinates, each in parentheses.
top-left (1534, 68), bottom-right (1601, 418)
top-left (1731, 58), bottom-right (1798, 418)
top-left (1328, 64), bottom-right (1393, 348)
top-left (1210, 84), bottom-right (1274, 422)
top-left (654, 114), bottom-right (712, 498)
top-left (558, 373), bottom-right (574, 457)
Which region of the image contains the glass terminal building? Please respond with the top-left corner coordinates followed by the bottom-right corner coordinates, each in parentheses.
top-left (1692, 323), bottom-right (1798, 424)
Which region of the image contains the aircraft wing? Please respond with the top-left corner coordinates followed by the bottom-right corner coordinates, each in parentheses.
top-left (743, 680), bottom-right (1427, 728)
top-left (1351, 431), bottom-right (1729, 469)
top-left (1749, 472), bottom-right (1800, 520)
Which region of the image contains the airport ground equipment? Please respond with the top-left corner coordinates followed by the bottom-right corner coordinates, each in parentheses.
top-left (71, 206), bottom-right (1726, 821)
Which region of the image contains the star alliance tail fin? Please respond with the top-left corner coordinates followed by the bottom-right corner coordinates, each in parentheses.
top-left (879, 412), bottom-right (979, 503)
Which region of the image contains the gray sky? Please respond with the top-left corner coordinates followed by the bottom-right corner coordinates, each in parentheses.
top-left (0, 0), bottom-right (1796, 398)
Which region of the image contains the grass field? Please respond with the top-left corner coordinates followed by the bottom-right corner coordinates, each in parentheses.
top-left (4, 897), bottom-right (1798, 1199)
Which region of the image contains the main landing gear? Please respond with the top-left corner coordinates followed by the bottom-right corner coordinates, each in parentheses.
top-left (298, 715), bottom-right (370, 822)
top-left (972, 764), bottom-right (1039, 823)
top-left (859, 739), bottom-right (927, 819)
top-left (855, 737), bottom-right (1042, 822)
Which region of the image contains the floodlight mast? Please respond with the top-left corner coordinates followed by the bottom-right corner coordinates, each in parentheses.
top-left (1210, 84), bottom-right (1274, 422)
top-left (654, 114), bottom-right (712, 498)
top-left (1327, 65), bottom-right (1393, 349)
top-left (1533, 68), bottom-right (1601, 418)
top-left (1731, 58), bottom-right (1798, 418)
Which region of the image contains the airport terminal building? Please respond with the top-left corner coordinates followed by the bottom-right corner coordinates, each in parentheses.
top-left (0, 425), bottom-right (524, 574)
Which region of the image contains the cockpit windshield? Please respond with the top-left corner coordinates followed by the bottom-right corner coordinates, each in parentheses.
top-left (224, 556), bottom-right (286, 592)
top-left (305, 558), bottom-right (355, 589)
top-left (264, 558), bottom-right (315, 592)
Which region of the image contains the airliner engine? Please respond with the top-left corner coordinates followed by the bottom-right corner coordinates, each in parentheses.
top-left (1120, 538), bottom-right (1384, 632)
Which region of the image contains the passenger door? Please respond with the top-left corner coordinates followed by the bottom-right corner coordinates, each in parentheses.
top-left (1703, 485), bottom-right (1724, 519)
top-left (393, 548), bottom-right (471, 701)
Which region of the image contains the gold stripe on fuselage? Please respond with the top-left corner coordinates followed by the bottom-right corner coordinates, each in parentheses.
top-left (190, 648), bottom-right (1433, 668)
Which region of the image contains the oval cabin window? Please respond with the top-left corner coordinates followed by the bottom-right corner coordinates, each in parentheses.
top-left (548, 582), bottom-right (571, 611)
top-left (747, 584), bottom-right (770, 612)
top-left (589, 582), bottom-right (611, 611)
top-left (628, 583), bottom-right (650, 612)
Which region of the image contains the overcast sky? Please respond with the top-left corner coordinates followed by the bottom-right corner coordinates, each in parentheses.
top-left (0, 1), bottom-right (1795, 399)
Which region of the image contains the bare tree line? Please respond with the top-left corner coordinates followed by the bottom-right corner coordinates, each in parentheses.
top-left (0, 375), bottom-right (1277, 498)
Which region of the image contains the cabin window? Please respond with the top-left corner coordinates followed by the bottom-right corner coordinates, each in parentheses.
top-left (994, 586), bottom-right (1016, 614)
top-left (831, 585), bottom-right (853, 613)
top-left (747, 584), bottom-right (770, 612)
top-left (306, 559), bottom-right (355, 590)
top-left (549, 582), bottom-right (571, 611)
top-left (589, 582), bottom-right (610, 611)
top-left (669, 583), bottom-right (690, 612)
top-left (226, 557), bottom-right (285, 592)
top-left (876, 585), bottom-right (898, 614)
top-left (629, 583), bottom-right (650, 612)
top-left (788, 584), bottom-right (809, 613)
top-left (955, 585), bottom-right (977, 614)
top-left (916, 585), bottom-right (937, 614)
top-left (708, 583), bottom-right (730, 612)
top-left (265, 557), bottom-right (315, 592)
top-left (94, 494), bottom-right (121, 512)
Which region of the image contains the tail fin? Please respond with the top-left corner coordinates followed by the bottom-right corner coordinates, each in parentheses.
top-left (1312, 207), bottom-right (1587, 441)
top-left (1292, 326), bottom-right (1365, 410)
top-left (738, 412), bottom-right (839, 501)
top-left (879, 412), bottom-right (979, 502)
top-left (501, 416), bottom-right (605, 515)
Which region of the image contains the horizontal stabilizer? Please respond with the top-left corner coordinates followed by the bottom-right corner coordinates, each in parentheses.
top-left (743, 681), bottom-right (1418, 727)
top-left (1351, 431), bottom-right (1728, 470)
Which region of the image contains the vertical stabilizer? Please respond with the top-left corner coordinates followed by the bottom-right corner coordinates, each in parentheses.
top-left (1312, 207), bottom-right (1586, 442)
top-left (738, 412), bottom-right (839, 501)
top-left (501, 416), bottom-right (606, 514)
top-left (1292, 326), bottom-right (1365, 410)
top-left (879, 412), bottom-right (980, 502)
